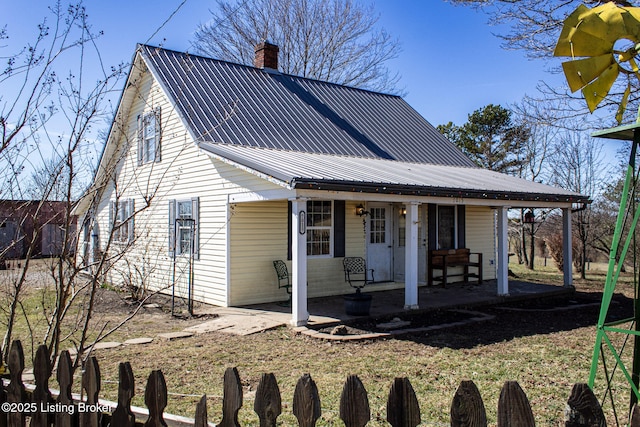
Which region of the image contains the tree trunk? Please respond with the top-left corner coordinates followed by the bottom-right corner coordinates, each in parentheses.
top-left (528, 225), bottom-right (535, 270)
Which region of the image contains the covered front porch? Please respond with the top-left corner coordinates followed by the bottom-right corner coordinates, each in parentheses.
top-left (285, 196), bottom-right (576, 326)
top-left (244, 278), bottom-right (576, 327)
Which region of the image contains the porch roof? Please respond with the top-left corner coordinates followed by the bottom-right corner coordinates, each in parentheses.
top-left (200, 143), bottom-right (589, 204)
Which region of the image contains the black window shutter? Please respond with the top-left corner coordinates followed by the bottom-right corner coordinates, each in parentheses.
top-left (457, 205), bottom-right (466, 248)
top-left (427, 204), bottom-right (437, 250)
top-left (287, 201), bottom-right (292, 261)
top-left (333, 200), bottom-right (345, 257)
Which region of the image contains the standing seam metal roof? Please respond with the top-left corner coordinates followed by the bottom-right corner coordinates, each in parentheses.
top-left (140, 45), bottom-right (476, 167)
top-left (199, 143), bottom-right (589, 203)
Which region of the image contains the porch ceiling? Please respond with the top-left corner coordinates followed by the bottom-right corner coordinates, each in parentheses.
top-left (201, 143), bottom-right (590, 205)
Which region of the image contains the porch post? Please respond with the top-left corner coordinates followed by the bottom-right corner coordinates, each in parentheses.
top-left (291, 198), bottom-right (308, 326)
top-left (404, 202), bottom-right (419, 309)
top-left (562, 207), bottom-right (573, 288)
top-left (496, 206), bottom-right (509, 296)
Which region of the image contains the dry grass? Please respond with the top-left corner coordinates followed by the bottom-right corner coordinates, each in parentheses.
top-left (4, 259), bottom-right (639, 425)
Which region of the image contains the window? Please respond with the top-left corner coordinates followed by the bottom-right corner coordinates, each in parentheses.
top-left (110, 199), bottom-right (134, 243)
top-left (138, 108), bottom-right (161, 165)
top-left (307, 200), bottom-right (332, 256)
top-left (369, 207), bottom-right (386, 244)
top-left (177, 201), bottom-right (194, 255)
top-left (437, 205), bottom-right (456, 249)
top-left (169, 198), bottom-right (199, 258)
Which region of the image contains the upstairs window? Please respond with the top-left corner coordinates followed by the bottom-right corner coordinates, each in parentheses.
top-left (138, 108), bottom-right (161, 165)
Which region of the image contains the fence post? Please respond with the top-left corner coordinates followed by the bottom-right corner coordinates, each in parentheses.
top-left (339, 375), bottom-right (370, 427)
top-left (293, 374), bottom-right (321, 427)
top-left (254, 373), bottom-right (281, 427)
top-left (111, 362), bottom-right (135, 427)
top-left (450, 380), bottom-right (487, 427)
top-left (144, 370), bottom-right (167, 427)
top-left (55, 350), bottom-right (77, 427)
top-left (564, 383), bottom-right (605, 427)
top-left (497, 381), bottom-right (534, 427)
top-left (30, 345), bottom-right (53, 427)
top-left (80, 356), bottom-right (101, 427)
top-left (218, 367), bottom-right (242, 427)
top-left (386, 377), bottom-right (420, 427)
top-left (7, 340), bottom-right (27, 427)
top-left (194, 395), bottom-right (208, 427)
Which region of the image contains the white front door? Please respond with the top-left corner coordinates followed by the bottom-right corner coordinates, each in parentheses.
top-left (367, 203), bottom-right (393, 282)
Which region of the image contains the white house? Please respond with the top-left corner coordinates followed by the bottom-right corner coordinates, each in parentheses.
top-left (74, 43), bottom-right (588, 326)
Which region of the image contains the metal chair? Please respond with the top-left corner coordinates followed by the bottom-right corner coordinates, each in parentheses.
top-left (273, 260), bottom-right (292, 305)
top-left (343, 257), bottom-right (375, 292)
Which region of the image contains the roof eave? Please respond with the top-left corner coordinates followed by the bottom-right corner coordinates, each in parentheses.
top-left (291, 179), bottom-right (591, 204)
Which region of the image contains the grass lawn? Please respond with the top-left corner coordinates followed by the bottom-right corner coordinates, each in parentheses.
top-left (3, 259), bottom-right (638, 425)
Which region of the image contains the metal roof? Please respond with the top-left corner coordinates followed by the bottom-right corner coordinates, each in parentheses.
top-left (200, 143), bottom-right (589, 204)
top-left (140, 45), bottom-right (476, 167)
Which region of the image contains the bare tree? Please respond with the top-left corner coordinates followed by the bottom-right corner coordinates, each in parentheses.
top-left (447, 0), bottom-right (640, 124)
top-left (0, 1), bottom-right (188, 368)
top-left (511, 96), bottom-right (558, 269)
top-left (549, 129), bottom-right (607, 278)
top-left (191, 0), bottom-right (402, 93)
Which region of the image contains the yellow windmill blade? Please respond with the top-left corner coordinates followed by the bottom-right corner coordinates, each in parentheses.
top-left (555, 2), bottom-right (640, 120)
top-left (582, 62), bottom-right (620, 112)
top-left (561, 54), bottom-right (615, 92)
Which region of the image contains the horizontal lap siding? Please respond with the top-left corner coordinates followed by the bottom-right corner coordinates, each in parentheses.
top-left (229, 200), bottom-right (366, 305)
top-left (96, 69), bottom-right (282, 307)
top-left (465, 206), bottom-right (496, 280)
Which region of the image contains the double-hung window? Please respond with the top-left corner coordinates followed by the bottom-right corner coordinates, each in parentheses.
top-left (169, 198), bottom-right (199, 258)
top-left (306, 200), bottom-right (332, 256)
top-left (110, 199), bottom-right (135, 244)
top-left (428, 204), bottom-right (465, 251)
top-left (437, 205), bottom-right (456, 249)
top-left (138, 108), bottom-right (161, 165)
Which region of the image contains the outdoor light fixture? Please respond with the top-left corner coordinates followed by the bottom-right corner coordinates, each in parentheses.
top-left (523, 210), bottom-right (535, 224)
top-left (356, 204), bottom-right (369, 217)
top-left (400, 207), bottom-right (407, 217)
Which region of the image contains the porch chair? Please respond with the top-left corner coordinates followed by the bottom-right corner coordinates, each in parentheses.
top-left (273, 260), bottom-right (292, 305)
top-left (343, 257), bottom-right (375, 293)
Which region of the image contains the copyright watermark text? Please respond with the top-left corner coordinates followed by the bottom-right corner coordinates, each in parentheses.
top-left (2, 401), bottom-right (110, 415)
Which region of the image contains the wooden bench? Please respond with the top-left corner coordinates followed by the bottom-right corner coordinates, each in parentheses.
top-left (428, 248), bottom-right (483, 287)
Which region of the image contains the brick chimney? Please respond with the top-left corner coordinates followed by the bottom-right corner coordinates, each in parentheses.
top-left (254, 41), bottom-right (279, 70)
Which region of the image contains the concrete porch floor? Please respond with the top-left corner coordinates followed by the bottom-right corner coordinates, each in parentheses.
top-left (241, 280), bottom-right (575, 328)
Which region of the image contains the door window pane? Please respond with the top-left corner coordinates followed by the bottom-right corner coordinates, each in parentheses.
top-left (369, 207), bottom-right (386, 244)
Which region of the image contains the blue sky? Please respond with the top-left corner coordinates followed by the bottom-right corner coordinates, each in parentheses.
top-left (4, 0), bottom-right (558, 128)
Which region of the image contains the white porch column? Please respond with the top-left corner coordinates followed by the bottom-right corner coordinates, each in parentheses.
top-left (404, 202), bottom-right (419, 309)
top-left (291, 199), bottom-right (309, 326)
top-left (562, 207), bottom-right (573, 288)
top-left (496, 206), bottom-right (509, 296)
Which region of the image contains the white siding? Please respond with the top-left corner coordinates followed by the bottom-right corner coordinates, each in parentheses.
top-left (229, 200), bottom-right (366, 305)
top-left (94, 66), bottom-right (281, 307)
top-left (465, 206), bottom-right (496, 281)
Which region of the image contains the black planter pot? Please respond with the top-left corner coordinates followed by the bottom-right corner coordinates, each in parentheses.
top-left (344, 290), bottom-right (372, 316)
